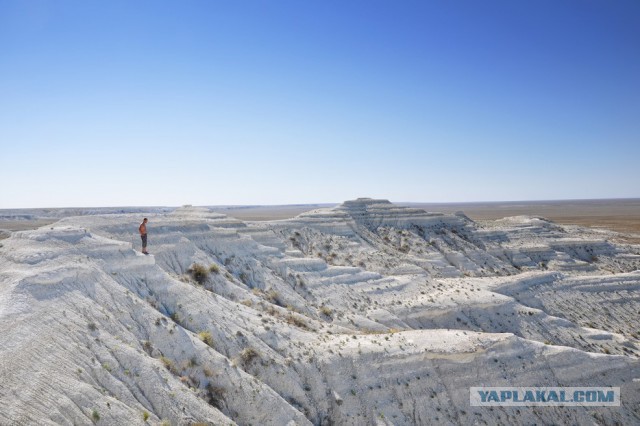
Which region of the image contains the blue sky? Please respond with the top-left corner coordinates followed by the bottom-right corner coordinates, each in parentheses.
top-left (1, 1), bottom-right (639, 208)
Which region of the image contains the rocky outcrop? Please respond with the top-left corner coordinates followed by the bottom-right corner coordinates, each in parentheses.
top-left (1, 200), bottom-right (639, 425)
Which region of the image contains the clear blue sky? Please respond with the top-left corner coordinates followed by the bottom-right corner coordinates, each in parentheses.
top-left (1, 0), bottom-right (639, 208)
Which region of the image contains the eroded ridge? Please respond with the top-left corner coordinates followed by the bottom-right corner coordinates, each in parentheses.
top-left (1, 200), bottom-right (639, 425)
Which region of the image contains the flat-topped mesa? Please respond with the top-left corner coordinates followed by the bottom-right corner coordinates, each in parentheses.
top-left (339, 198), bottom-right (393, 208)
top-left (335, 198), bottom-right (463, 230)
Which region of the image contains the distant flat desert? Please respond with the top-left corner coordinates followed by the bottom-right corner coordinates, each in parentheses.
top-left (215, 199), bottom-right (640, 242)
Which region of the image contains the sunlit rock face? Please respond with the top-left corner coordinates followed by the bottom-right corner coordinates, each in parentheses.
top-left (1, 200), bottom-right (639, 425)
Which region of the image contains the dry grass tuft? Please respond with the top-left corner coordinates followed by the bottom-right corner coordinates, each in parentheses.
top-left (198, 331), bottom-right (214, 347)
top-left (188, 263), bottom-right (209, 284)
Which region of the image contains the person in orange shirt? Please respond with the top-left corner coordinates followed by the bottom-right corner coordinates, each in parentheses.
top-left (139, 218), bottom-right (149, 254)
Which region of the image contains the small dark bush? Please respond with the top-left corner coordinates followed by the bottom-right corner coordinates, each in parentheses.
top-left (189, 263), bottom-right (209, 284)
top-left (319, 306), bottom-right (332, 317)
top-left (198, 331), bottom-right (214, 347)
top-left (239, 347), bottom-right (259, 364)
top-left (206, 382), bottom-right (226, 409)
top-left (286, 313), bottom-right (309, 330)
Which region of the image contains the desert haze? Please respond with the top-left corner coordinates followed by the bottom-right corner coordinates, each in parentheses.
top-left (1, 198), bottom-right (640, 425)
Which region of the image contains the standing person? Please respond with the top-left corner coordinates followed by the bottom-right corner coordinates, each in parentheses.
top-left (139, 218), bottom-right (149, 254)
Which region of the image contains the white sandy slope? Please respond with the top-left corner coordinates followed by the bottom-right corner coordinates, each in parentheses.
top-left (1, 199), bottom-right (639, 425)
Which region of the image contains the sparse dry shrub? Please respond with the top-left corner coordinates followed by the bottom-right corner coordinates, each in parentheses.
top-left (266, 289), bottom-right (282, 306)
top-left (209, 263), bottom-right (220, 274)
top-left (188, 263), bottom-right (209, 284)
top-left (239, 347), bottom-right (259, 365)
top-left (240, 299), bottom-right (253, 307)
top-left (320, 306), bottom-right (333, 317)
top-left (286, 304), bottom-right (302, 313)
top-left (189, 374), bottom-right (200, 387)
top-left (188, 356), bottom-right (198, 368)
top-left (160, 356), bottom-right (178, 374)
top-left (198, 331), bottom-right (214, 347)
top-left (286, 313), bottom-right (309, 330)
top-left (205, 382), bottom-right (226, 409)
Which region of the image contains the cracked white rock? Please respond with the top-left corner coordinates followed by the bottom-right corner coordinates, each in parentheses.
top-left (1, 199), bottom-right (639, 425)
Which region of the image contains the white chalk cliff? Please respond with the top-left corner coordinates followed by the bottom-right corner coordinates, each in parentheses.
top-left (1, 199), bottom-right (639, 425)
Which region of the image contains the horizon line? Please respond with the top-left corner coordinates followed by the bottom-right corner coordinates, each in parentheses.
top-left (1, 196), bottom-right (640, 211)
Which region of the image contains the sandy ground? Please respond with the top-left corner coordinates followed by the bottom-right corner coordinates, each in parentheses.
top-left (405, 199), bottom-right (640, 243)
top-left (0, 219), bottom-right (58, 239)
top-left (403, 199), bottom-right (640, 228)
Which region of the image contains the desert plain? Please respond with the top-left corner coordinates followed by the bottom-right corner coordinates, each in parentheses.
top-left (216, 199), bottom-right (640, 235)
